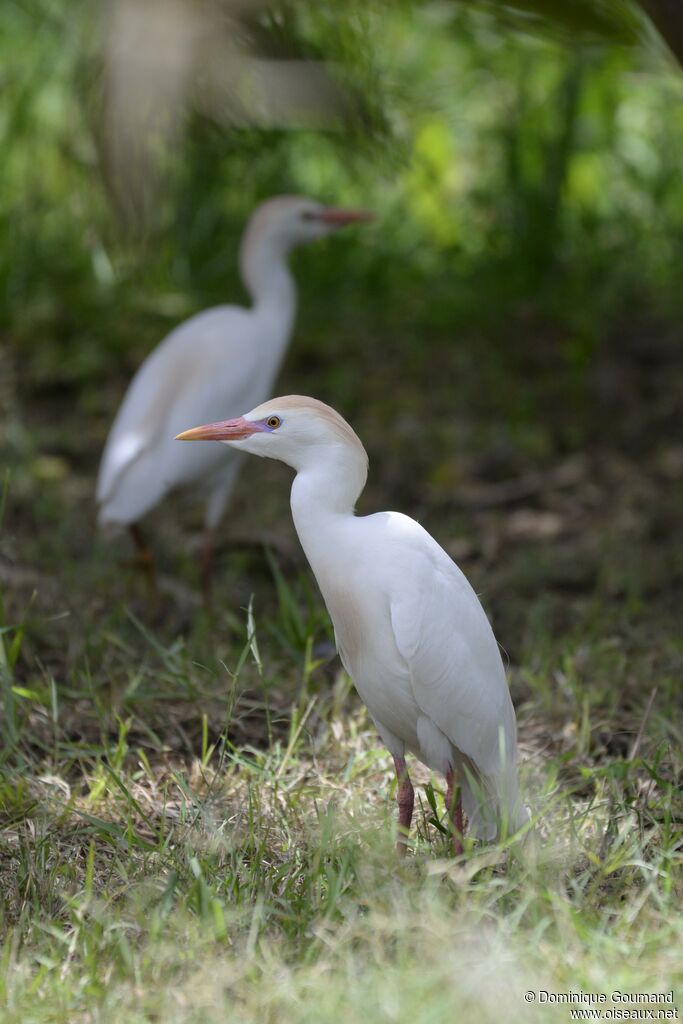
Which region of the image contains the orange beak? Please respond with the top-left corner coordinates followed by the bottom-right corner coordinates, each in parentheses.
top-left (318, 207), bottom-right (374, 226)
top-left (176, 417), bottom-right (262, 442)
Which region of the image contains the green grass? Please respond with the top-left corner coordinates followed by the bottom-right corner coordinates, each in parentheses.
top-left (0, 649), bottom-right (680, 1022)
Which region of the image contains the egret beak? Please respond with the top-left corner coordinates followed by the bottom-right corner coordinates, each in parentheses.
top-left (318, 207), bottom-right (374, 226)
top-left (176, 417), bottom-right (260, 442)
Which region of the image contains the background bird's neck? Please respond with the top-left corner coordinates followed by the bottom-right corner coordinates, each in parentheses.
top-left (240, 239), bottom-right (297, 324)
top-left (289, 452), bottom-right (367, 567)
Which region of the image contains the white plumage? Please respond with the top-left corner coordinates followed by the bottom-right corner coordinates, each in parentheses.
top-left (177, 395), bottom-right (529, 852)
top-left (96, 197), bottom-right (371, 584)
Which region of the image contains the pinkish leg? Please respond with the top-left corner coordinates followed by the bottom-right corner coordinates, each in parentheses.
top-left (446, 767), bottom-right (465, 856)
top-left (200, 527), bottom-right (215, 602)
top-left (129, 523), bottom-right (157, 600)
top-left (393, 754), bottom-right (414, 856)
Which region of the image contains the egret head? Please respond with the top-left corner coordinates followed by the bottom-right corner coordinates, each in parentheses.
top-left (244, 195), bottom-right (373, 252)
top-left (177, 395), bottom-right (368, 487)
top-left (240, 196), bottom-right (372, 300)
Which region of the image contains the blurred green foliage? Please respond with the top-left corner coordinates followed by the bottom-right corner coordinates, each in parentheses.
top-left (2, 0), bottom-right (683, 420)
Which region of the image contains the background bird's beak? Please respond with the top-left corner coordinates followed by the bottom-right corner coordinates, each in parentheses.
top-left (176, 417), bottom-right (259, 442)
top-left (318, 207), bottom-right (374, 226)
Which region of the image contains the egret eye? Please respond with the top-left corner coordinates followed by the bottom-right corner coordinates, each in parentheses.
top-left (267, 415), bottom-right (281, 429)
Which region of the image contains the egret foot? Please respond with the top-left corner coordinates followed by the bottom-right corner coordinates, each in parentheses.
top-left (393, 754), bottom-right (414, 856)
top-left (446, 766), bottom-right (465, 856)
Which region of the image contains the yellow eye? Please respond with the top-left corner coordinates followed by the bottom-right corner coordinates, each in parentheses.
top-left (267, 415), bottom-right (281, 429)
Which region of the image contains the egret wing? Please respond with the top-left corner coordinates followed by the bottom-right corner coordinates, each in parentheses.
top-left (389, 545), bottom-right (516, 779)
top-left (96, 306), bottom-right (264, 509)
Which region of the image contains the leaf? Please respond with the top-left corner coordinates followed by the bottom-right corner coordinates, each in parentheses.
top-left (10, 686), bottom-right (42, 701)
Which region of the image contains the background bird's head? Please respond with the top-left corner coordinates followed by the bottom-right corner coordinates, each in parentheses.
top-left (243, 195), bottom-right (373, 256)
top-left (239, 196), bottom-right (372, 303)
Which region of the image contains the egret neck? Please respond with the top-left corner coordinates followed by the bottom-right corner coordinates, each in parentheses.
top-left (239, 223), bottom-right (297, 336)
top-left (288, 441), bottom-right (368, 570)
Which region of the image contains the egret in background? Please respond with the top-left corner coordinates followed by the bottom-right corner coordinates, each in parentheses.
top-left (96, 197), bottom-right (372, 591)
top-left (177, 396), bottom-right (529, 854)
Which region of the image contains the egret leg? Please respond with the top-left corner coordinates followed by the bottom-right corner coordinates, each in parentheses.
top-left (200, 527), bottom-right (215, 601)
top-left (393, 754), bottom-right (414, 856)
top-left (202, 479), bottom-right (234, 601)
top-left (445, 767), bottom-right (465, 856)
top-left (129, 524), bottom-right (157, 596)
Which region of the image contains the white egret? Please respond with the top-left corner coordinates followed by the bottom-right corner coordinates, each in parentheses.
top-left (96, 197), bottom-right (372, 590)
top-left (177, 396), bottom-right (529, 854)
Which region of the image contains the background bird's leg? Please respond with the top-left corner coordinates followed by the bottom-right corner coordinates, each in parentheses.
top-left (202, 480), bottom-right (234, 601)
top-left (445, 767), bottom-right (464, 856)
top-left (200, 527), bottom-right (215, 601)
top-left (393, 754), bottom-right (414, 856)
top-left (129, 523), bottom-right (157, 597)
